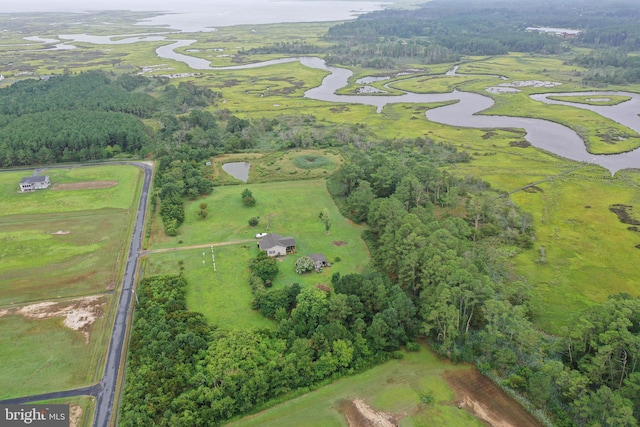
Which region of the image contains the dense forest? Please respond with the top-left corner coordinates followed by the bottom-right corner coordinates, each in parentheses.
top-left (323, 0), bottom-right (640, 84)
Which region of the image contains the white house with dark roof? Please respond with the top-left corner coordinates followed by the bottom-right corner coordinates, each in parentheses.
top-left (258, 233), bottom-right (296, 257)
top-left (19, 176), bottom-right (51, 192)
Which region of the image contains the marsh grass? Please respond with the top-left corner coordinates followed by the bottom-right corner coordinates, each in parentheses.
top-left (210, 149), bottom-right (343, 185)
top-left (292, 154), bottom-right (334, 169)
top-left (547, 95), bottom-right (632, 106)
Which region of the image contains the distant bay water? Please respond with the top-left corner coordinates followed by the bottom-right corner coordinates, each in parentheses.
top-left (1, 0), bottom-right (390, 31)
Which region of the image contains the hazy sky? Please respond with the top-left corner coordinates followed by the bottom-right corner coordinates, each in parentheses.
top-left (0, 0), bottom-right (392, 13)
top-left (0, 1), bottom-right (392, 31)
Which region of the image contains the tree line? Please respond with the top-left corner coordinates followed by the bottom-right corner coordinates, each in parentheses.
top-left (327, 142), bottom-right (639, 426)
top-left (323, 0), bottom-right (639, 70)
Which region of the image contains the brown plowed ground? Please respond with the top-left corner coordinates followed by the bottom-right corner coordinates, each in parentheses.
top-left (52, 180), bottom-right (118, 190)
top-left (444, 370), bottom-right (542, 427)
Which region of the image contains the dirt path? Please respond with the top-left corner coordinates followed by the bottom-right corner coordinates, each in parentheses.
top-left (338, 398), bottom-right (402, 427)
top-left (444, 370), bottom-right (541, 427)
top-left (141, 239), bottom-right (256, 255)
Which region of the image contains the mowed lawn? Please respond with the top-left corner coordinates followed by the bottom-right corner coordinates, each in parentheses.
top-left (146, 179), bottom-right (370, 329)
top-left (150, 180), bottom-right (370, 276)
top-left (225, 347), bottom-right (484, 427)
top-left (144, 246), bottom-right (272, 330)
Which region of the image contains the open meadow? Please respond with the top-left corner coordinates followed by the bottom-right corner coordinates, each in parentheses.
top-left (0, 164), bottom-right (142, 398)
top-left (225, 347), bottom-right (539, 427)
top-left (146, 177), bottom-right (370, 328)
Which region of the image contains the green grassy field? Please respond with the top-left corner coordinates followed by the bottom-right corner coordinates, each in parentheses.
top-left (225, 347), bottom-right (484, 427)
top-left (0, 295), bottom-right (112, 399)
top-left (150, 180), bottom-right (369, 264)
top-left (1, 209), bottom-right (132, 304)
top-left (0, 165), bottom-right (141, 215)
top-left (0, 165), bottom-right (142, 304)
top-left (143, 246), bottom-right (272, 330)
top-left (511, 168), bottom-right (640, 333)
top-left (146, 178), bottom-right (370, 328)
top-left (0, 164), bottom-right (142, 398)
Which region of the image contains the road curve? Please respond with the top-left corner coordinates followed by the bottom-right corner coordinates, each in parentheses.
top-left (0, 161), bottom-right (153, 427)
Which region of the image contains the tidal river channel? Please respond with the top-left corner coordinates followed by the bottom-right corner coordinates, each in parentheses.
top-left (157, 42), bottom-right (640, 174)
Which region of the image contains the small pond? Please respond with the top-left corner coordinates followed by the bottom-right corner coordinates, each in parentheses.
top-left (222, 162), bottom-right (250, 182)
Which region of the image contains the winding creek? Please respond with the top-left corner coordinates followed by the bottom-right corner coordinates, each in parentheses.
top-left (154, 40), bottom-right (640, 174)
top-left (35, 34), bottom-right (639, 174)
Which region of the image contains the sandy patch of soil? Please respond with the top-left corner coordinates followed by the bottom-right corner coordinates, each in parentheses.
top-left (69, 404), bottom-right (82, 427)
top-left (333, 241), bottom-right (348, 246)
top-left (52, 180), bottom-right (118, 191)
top-left (0, 296), bottom-right (106, 344)
top-left (52, 230), bottom-right (71, 235)
top-left (444, 370), bottom-right (541, 427)
top-left (338, 398), bottom-right (401, 427)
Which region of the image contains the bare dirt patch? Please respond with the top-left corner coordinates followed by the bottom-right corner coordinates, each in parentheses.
top-left (337, 398), bottom-right (402, 427)
top-left (52, 180), bottom-right (118, 191)
top-left (333, 241), bottom-right (348, 246)
top-left (69, 404), bottom-right (83, 427)
top-left (444, 370), bottom-right (541, 427)
top-left (0, 296), bottom-right (106, 344)
top-left (51, 230), bottom-right (71, 235)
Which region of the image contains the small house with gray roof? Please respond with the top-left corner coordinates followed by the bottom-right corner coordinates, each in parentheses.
top-left (258, 233), bottom-right (296, 257)
top-left (19, 176), bottom-right (51, 192)
top-left (308, 253), bottom-right (329, 271)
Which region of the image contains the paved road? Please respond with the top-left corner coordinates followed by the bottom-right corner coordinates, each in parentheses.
top-left (0, 161), bottom-right (153, 427)
top-left (92, 162), bottom-right (152, 427)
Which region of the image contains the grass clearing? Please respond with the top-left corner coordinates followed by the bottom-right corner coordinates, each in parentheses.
top-left (0, 209), bottom-right (132, 304)
top-left (0, 165), bottom-right (141, 215)
top-left (150, 180), bottom-right (369, 271)
top-left (225, 347), bottom-right (484, 427)
top-left (144, 246), bottom-right (272, 330)
top-left (0, 295), bottom-right (112, 399)
top-left (147, 178), bottom-right (370, 327)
